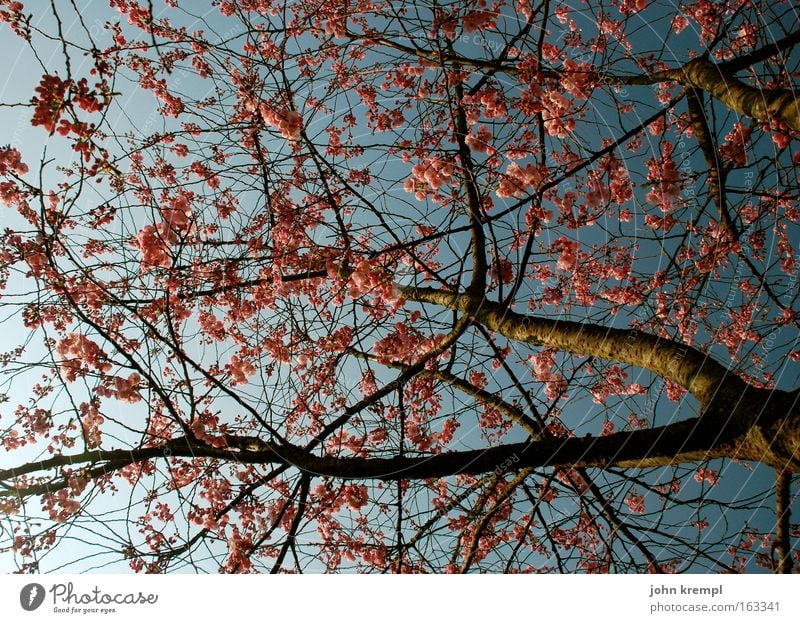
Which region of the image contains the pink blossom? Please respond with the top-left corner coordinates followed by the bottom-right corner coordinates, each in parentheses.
top-left (408, 156), bottom-right (454, 193)
top-left (260, 104), bottom-right (303, 140)
top-left (694, 467), bottom-right (719, 486)
top-left (343, 483), bottom-right (368, 511)
top-left (541, 91), bottom-right (575, 137)
top-left (227, 355), bottom-right (256, 386)
top-left (56, 333), bottom-right (112, 381)
top-left (469, 370), bottom-right (487, 390)
top-left (31, 74), bottom-right (69, 133)
top-left (462, 10), bottom-right (495, 34)
top-left (496, 161), bottom-right (546, 198)
top-left (346, 258), bottom-right (402, 313)
top-left (490, 257), bottom-right (514, 285)
top-left (189, 413), bottom-right (228, 448)
top-left (43, 490), bottom-right (81, 523)
top-left (374, 323), bottom-right (422, 364)
top-left (554, 237), bottom-right (579, 271)
top-left (672, 13), bottom-right (689, 34)
top-left (645, 146), bottom-right (682, 212)
top-left (132, 223), bottom-right (175, 269)
top-left (529, 350), bottom-right (568, 400)
top-left (79, 402), bottom-right (104, 448)
top-left (624, 490), bottom-right (646, 514)
top-left (162, 191), bottom-right (193, 231)
top-left (96, 373), bottom-right (142, 403)
top-left (0, 146), bottom-right (28, 176)
top-left (719, 122), bottom-right (751, 167)
top-left (198, 311), bottom-right (227, 341)
top-left (590, 365), bottom-right (646, 404)
top-left (619, 0), bottom-right (648, 15)
top-left (465, 125), bottom-right (495, 154)
top-left (561, 59), bottom-right (595, 100)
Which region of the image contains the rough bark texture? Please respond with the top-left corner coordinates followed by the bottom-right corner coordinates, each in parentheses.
top-left (403, 287), bottom-right (739, 401)
top-left (680, 58), bottom-right (800, 132)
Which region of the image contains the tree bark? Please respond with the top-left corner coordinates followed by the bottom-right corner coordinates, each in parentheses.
top-left (680, 58), bottom-right (800, 132)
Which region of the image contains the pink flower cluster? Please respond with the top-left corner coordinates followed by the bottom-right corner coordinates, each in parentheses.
top-left (345, 258), bottom-right (401, 312)
top-left (719, 122), bottom-right (751, 168)
top-left (43, 489), bottom-right (82, 523)
top-left (541, 91), bottom-right (575, 138)
top-left (161, 190), bottom-right (193, 231)
top-left (694, 467), bottom-right (719, 486)
top-left (679, 0), bottom-right (724, 42)
top-left (0, 1), bottom-right (25, 34)
top-left (462, 10), bottom-right (495, 34)
top-left (373, 323), bottom-right (422, 364)
top-left (553, 236), bottom-right (579, 271)
top-left (343, 483), bottom-right (369, 511)
top-left (469, 370), bottom-right (488, 389)
top-left (223, 526), bottom-right (253, 573)
top-left (607, 156), bottom-right (633, 204)
top-left (263, 330), bottom-right (291, 363)
top-left (561, 59), bottom-right (595, 100)
top-left (405, 414), bottom-right (437, 451)
top-left (189, 161), bottom-right (220, 189)
top-left (464, 87), bottom-right (507, 120)
top-left (132, 222), bottom-right (174, 269)
top-left (715, 304), bottom-right (760, 356)
top-left (490, 257), bottom-right (514, 285)
top-left (645, 146), bottom-right (681, 213)
top-left (671, 13), bottom-right (689, 34)
top-left (496, 161), bottom-right (546, 198)
top-left (56, 333), bottom-right (112, 382)
top-left (618, 0), bottom-right (648, 15)
top-left (326, 429), bottom-right (366, 456)
top-left (589, 365), bottom-right (646, 404)
top-left (694, 221), bottom-right (740, 274)
top-left (96, 372), bottom-right (142, 403)
top-left (583, 172), bottom-right (612, 210)
top-left (189, 412), bottom-right (228, 448)
top-left (465, 125), bottom-right (495, 154)
top-left (529, 350), bottom-right (568, 401)
top-left (79, 401), bottom-right (104, 448)
top-left (226, 355), bottom-right (256, 385)
top-left (406, 156), bottom-right (454, 197)
top-left (198, 310), bottom-right (226, 341)
top-left (0, 146), bottom-right (28, 176)
top-left (715, 23), bottom-right (758, 59)
top-left (31, 74), bottom-right (69, 133)
top-left (259, 104), bottom-right (303, 140)
top-left (624, 490), bottom-right (646, 514)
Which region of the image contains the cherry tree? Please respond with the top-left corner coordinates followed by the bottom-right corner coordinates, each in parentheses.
top-left (0, 0), bottom-right (798, 573)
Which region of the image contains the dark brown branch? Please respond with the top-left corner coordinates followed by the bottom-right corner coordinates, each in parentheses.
top-left (720, 30), bottom-right (800, 74)
top-left (270, 475), bottom-right (311, 573)
top-left (0, 413), bottom-right (777, 502)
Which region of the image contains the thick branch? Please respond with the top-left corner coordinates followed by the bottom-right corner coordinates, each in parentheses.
top-left (680, 58), bottom-right (800, 132)
top-left (0, 415), bottom-right (770, 498)
top-left (687, 87), bottom-right (727, 218)
top-left (402, 286), bottom-right (739, 404)
top-left (720, 30), bottom-right (800, 74)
